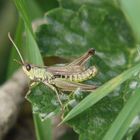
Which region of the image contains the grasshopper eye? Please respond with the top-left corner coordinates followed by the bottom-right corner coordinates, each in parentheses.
top-left (88, 48), bottom-right (95, 55)
top-left (26, 64), bottom-right (31, 71)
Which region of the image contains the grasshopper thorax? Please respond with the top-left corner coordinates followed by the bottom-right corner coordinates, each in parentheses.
top-left (22, 63), bottom-right (49, 81)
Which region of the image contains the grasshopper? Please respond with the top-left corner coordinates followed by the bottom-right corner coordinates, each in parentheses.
top-left (8, 33), bottom-right (98, 107)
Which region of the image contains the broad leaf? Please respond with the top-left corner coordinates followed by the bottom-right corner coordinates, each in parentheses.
top-left (27, 1), bottom-right (140, 140)
top-left (26, 83), bottom-right (60, 120)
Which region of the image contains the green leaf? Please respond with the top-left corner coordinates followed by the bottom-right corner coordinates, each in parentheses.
top-left (36, 5), bottom-right (135, 58)
top-left (34, 1), bottom-right (140, 140)
top-left (103, 88), bottom-right (140, 140)
top-left (58, 0), bottom-right (117, 11)
top-left (26, 83), bottom-right (60, 120)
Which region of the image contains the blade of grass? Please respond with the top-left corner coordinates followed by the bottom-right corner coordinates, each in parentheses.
top-left (119, 0), bottom-right (140, 42)
top-left (13, 1), bottom-right (52, 140)
top-left (14, 0), bottom-right (33, 35)
top-left (61, 63), bottom-right (140, 123)
top-left (14, 0), bottom-right (42, 65)
top-left (26, 0), bottom-right (43, 19)
top-left (33, 114), bottom-right (52, 140)
top-left (25, 27), bottom-right (42, 64)
top-left (103, 88), bottom-right (140, 140)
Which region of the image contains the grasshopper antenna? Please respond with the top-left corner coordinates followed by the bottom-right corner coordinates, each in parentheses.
top-left (8, 32), bottom-right (25, 64)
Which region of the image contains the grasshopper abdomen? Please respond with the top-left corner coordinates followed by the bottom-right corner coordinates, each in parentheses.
top-left (70, 66), bottom-right (97, 82)
top-left (55, 66), bottom-right (97, 82)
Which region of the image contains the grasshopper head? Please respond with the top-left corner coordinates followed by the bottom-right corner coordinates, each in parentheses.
top-left (22, 63), bottom-right (48, 81)
top-left (22, 63), bottom-right (37, 80)
top-left (8, 32), bottom-right (51, 81)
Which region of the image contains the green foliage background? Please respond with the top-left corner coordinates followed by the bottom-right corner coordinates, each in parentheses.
top-left (2, 0), bottom-right (140, 140)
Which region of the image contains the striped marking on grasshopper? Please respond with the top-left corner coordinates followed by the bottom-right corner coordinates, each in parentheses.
top-left (55, 66), bottom-right (97, 82)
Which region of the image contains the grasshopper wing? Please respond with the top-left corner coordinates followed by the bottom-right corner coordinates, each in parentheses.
top-left (47, 48), bottom-right (95, 75)
top-left (47, 65), bottom-right (84, 75)
top-left (52, 78), bottom-right (97, 91)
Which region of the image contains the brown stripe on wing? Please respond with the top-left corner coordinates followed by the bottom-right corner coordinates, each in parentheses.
top-left (68, 48), bottom-right (95, 66)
